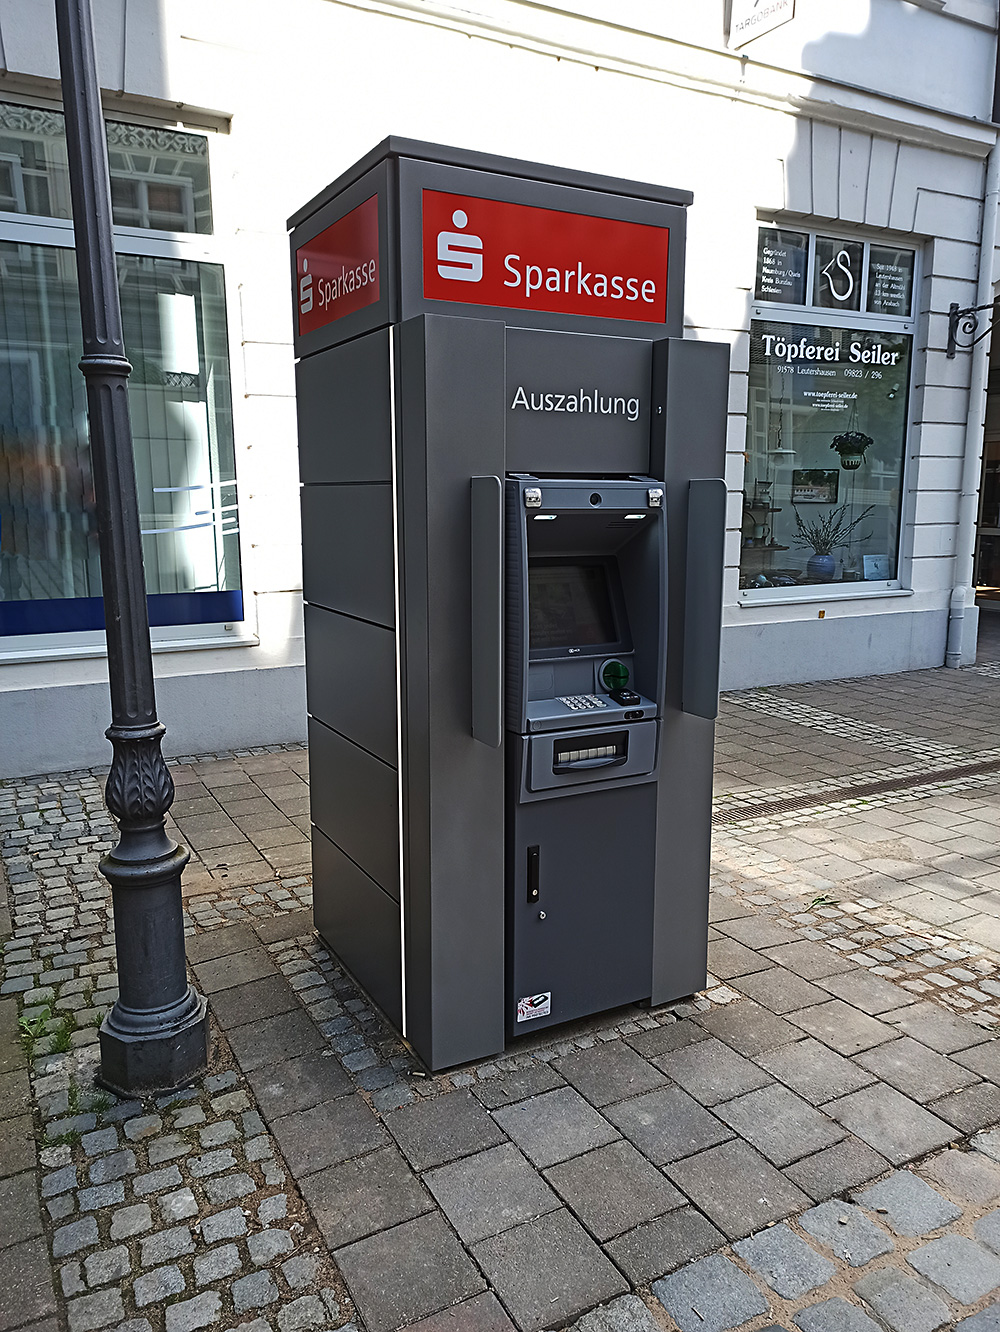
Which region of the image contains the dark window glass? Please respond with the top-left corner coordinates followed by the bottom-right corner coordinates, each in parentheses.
top-left (866, 245), bottom-right (915, 317)
top-left (755, 227), bottom-right (808, 304)
top-left (529, 562), bottom-right (617, 649)
top-left (813, 236), bottom-right (864, 311)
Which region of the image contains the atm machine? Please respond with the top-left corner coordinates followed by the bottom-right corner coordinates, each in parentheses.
top-left (290, 139), bottom-right (728, 1070)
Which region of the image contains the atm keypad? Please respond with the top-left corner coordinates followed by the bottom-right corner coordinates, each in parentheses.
top-left (558, 695), bottom-right (608, 711)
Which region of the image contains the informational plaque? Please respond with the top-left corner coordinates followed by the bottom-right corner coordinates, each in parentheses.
top-left (813, 236), bottom-right (864, 312)
top-left (755, 228), bottom-right (808, 305)
top-left (866, 246), bottom-right (915, 317)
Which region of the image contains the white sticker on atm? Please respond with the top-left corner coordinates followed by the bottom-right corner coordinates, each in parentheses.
top-left (516, 992), bottom-right (551, 1022)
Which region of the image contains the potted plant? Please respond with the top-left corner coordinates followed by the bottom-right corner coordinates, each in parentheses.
top-left (792, 503), bottom-right (875, 581)
top-left (831, 430), bottom-right (873, 470)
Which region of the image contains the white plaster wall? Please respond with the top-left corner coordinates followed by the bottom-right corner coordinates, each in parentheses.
top-left (0, 0), bottom-right (996, 770)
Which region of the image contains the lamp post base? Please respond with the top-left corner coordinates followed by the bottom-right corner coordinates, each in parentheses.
top-left (97, 988), bottom-right (209, 1098)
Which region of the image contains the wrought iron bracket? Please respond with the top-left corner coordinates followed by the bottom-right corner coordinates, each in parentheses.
top-left (947, 299), bottom-right (1000, 358)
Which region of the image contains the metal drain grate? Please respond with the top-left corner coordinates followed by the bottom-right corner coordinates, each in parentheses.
top-left (712, 756), bottom-right (1000, 826)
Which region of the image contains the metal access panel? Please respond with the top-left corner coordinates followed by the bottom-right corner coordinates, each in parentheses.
top-left (290, 139), bottom-right (727, 1071)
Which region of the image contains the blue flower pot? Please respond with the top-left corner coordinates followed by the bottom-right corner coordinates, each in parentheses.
top-left (806, 553), bottom-right (836, 581)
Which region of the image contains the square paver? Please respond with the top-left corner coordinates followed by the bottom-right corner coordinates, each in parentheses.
top-left (491, 1087), bottom-right (619, 1169)
top-left (665, 1138), bottom-right (810, 1240)
top-left (271, 1095), bottom-right (388, 1176)
top-left (817, 971), bottom-right (916, 1016)
top-left (544, 1139), bottom-right (683, 1241)
top-left (788, 1001), bottom-right (896, 1056)
top-left (385, 1090), bottom-right (507, 1171)
top-left (472, 1064), bottom-right (566, 1110)
top-left (0, 1236), bottom-right (57, 1332)
top-left (799, 1201), bottom-right (894, 1266)
top-left (298, 1144), bottom-right (431, 1248)
top-left (605, 1085), bottom-right (732, 1164)
top-left (756, 1038), bottom-right (875, 1104)
top-left (718, 915), bottom-right (801, 951)
top-left (247, 1052), bottom-right (353, 1119)
top-left (0, 1172), bottom-right (43, 1249)
top-left (856, 1037), bottom-right (978, 1103)
top-left (626, 1020), bottom-right (709, 1060)
top-left (854, 1172), bottom-right (962, 1237)
top-left (696, 1000), bottom-right (800, 1059)
top-left (424, 1143), bottom-right (559, 1244)
top-left (975, 1209), bottom-right (1000, 1254)
top-left (336, 1211), bottom-right (485, 1332)
top-left (226, 1009), bottom-right (325, 1072)
top-left (784, 1137), bottom-right (889, 1202)
top-left (653, 1253), bottom-right (769, 1332)
top-left (886, 1001), bottom-right (992, 1056)
top-left (954, 1038), bottom-right (1000, 1083)
top-left (922, 1149), bottom-right (1000, 1206)
top-left (192, 948), bottom-right (276, 994)
top-left (854, 1267), bottom-right (950, 1332)
top-left (732, 967), bottom-right (829, 1016)
top-left (734, 1224), bottom-right (836, 1298)
top-left (763, 940), bottom-right (851, 980)
top-left (552, 1043), bottom-right (667, 1107)
top-left (930, 1082), bottom-right (1000, 1135)
top-left (403, 1292), bottom-right (515, 1332)
top-left (606, 1207), bottom-right (725, 1285)
top-left (472, 1208), bottom-right (627, 1332)
top-left (208, 975), bottom-right (300, 1030)
top-left (908, 1235), bottom-right (1000, 1303)
top-left (707, 938), bottom-right (771, 980)
top-left (0, 1116), bottom-right (36, 1178)
top-left (793, 1296), bottom-right (884, 1331)
top-left (657, 1038), bottom-right (772, 1106)
top-left (185, 923), bottom-right (258, 963)
top-left (714, 1084), bottom-right (844, 1168)
top-left (824, 1084), bottom-right (954, 1166)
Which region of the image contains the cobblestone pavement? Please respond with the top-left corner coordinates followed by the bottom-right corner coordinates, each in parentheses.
top-left (4, 637), bottom-right (1000, 1331)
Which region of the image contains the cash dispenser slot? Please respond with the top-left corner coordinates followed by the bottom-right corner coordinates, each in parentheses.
top-left (553, 731), bottom-right (628, 772)
top-left (527, 720), bottom-right (656, 791)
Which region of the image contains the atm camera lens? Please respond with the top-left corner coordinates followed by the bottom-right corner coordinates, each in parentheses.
top-left (590, 492), bottom-right (602, 506)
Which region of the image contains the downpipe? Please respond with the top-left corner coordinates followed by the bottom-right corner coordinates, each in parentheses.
top-left (946, 134), bottom-right (1000, 667)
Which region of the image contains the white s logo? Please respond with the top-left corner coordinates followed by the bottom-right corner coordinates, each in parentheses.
top-left (437, 210), bottom-right (483, 282)
top-left (299, 260), bottom-right (313, 314)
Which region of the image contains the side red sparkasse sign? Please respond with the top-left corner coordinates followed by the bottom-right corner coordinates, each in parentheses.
top-left (296, 194), bottom-right (380, 336)
top-left (422, 189), bottom-right (669, 321)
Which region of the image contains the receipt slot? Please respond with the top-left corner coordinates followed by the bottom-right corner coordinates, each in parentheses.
top-left (289, 139), bottom-right (728, 1070)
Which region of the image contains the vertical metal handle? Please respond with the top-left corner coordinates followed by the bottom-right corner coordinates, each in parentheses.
top-left (682, 478), bottom-right (726, 720)
top-left (527, 846), bottom-right (540, 902)
top-left (471, 476), bottom-right (503, 746)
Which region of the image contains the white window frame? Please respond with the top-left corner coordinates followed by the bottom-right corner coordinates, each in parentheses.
top-left (739, 225), bottom-right (920, 607)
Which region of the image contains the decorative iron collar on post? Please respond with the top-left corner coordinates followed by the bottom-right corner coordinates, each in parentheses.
top-left (947, 298), bottom-right (1000, 358)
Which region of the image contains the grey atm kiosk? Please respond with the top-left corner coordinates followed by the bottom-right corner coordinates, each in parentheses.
top-left (289, 139), bottom-right (728, 1070)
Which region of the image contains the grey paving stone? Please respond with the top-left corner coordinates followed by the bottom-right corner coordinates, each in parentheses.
top-left (123, 1115), bottom-right (162, 1142)
top-left (87, 1150), bottom-right (135, 1185)
top-left (930, 1082), bottom-right (1000, 1134)
top-left (247, 1052), bottom-right (352, 1118)
top-left (793, 1297), bottom-right (882, 1332)
top-left (247, 1229), bottom-right (294, 1265)
top-left (165, 1293), bottom-right (221, 1332)
top-left (605, 1084), bottom-right (732, 1164)
top-left (384, 1090), bottom-right (507, 1170)
top-left (0, 1236), bottom-right (57, 1332)
top-left (0, 1115), bottom-right (35, 1178)
top-left (657, 1037), bottom-right (773, 1106)
top-left (78, 1183), bottom-right (125, 1211)
top-left (402, 1291), bottom-right (515, 1332)
top-left (232, 1271), bottom-right (280, 1313)
top-left (788, 1001), bottom-right (896, 1056)
top-left (337, 1211), bottom-right (485, 1332)
top-left (84, 1246), bottom-right (130, 1286)
top-left (66, 1288), bottom-right (125, 1332)
top-left (714, 1084), bottom-right (844, 1167)
top-left (189, 1148), bottom-right (236, 1178)
top-left (979, 1210), bottom-right (1000, 1255)
top-left (140, 1225), bottom-right (194, 1267)
top-left (605, 1207), bottom-right (725, 1285)
top-left (192, 947), bottom-right (276, 994)
top-left (109, 1204), bottom-right (152, 1240)
top-left (707, 937), bottom-right (772, 980)
top-left (208, 974), bottom-right (300, 1029)
top-left (204, 1171), bottom-right (256, 1205)
top-left (854, 1172), bottom-right (962, 1237)
top-left (956, 1041), bottom-right (1000, 1084)
top-left (885, 1001), bottom-right (993, 1055)
top-left (194, 1243), bottom-right (240, 1285)
top-left (956, 1304), bottom-right (1000, 1330)
top-left (817, 971), bottom-right (915, 1016)
top-left (491, 1087), bottom-right (619, 1169)
top-left (41, 1165), bottom-right (78, 1198)
top-left (734, 1224), bottom-right (835, 1298)
top-left (763, 940), bottom-right (851, 980)
top-left (784, 1136), bottom-right (889, 1202)
top-left (730, 966), bottom-right (829, 1016)
top-left (908, 1234), bottom-right (1000, 1303)
top-left (754, 1041), bottom-right (870, 1106)
top-left (80, 1128), bottom-right (118, 1156)
top-left (282, 1254), bottom-right (321, 1290)
top-left (276, 1293), bottom-right (328, 1332)
top-left (697, 999), bottom-right (800, 1058)
top-left (471, 1061), bottom-right (566, 1109)
top-left (473, 1208), bottom-right (627, 1332)
top-left (798, 1202), bottom-right (894, 1266)
top-left (664, 1138), bottom-right (810, 1240)
top-left (922, 1149), bottom-right (1000, 1206)
top-left (824, 1083), bottom-right (954, 1165)
top-left (552, 1042), bottom-right (667, 1107)
top-left (716, 914), bottom-right (801, 951)
top-left (185, 922), bottom-right (258, 963)
top-left (625, 1019), bottom-right (708, 1060)
top-left (652, 1253), bottom-right (769, 1332)
top-left (854, 1266), bottom-right (951, 1332)
top-left (856, 1037), bottom-right (979, 1103)
top-left (53, 1216), bottom-right (99, 1258)
top-left (159, 1188), bottom-right (198, 1222)
top-left (226, 1008), bottom-right (325, 1072)
top-left (423, 1142), bottom-right (558, 1245)
top-left (544, 1139), bottom-right (683, 1241)
top-left (200, 1206), bottom-right (247, 1242)
top-left (133, 1266), bottom-right (185, 1307)
top-left (271, 1095), bottom-right (387, 1176)
top-left (132, 1166), bottom-right (182, 1196)
top-left (976, 1129), bottom-right (1000, 1164)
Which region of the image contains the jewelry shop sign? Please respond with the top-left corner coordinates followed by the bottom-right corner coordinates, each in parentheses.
top-left (729, 0), bottom-right (794, 49)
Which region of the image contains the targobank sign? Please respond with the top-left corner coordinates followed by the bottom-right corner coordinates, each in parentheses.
top-left (729, 0), bottom-right (794, 49)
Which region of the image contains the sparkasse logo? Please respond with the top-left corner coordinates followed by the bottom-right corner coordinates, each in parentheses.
top-left (295, 194), bottom-right (380, 337)
top-left (422, 190), bottom-right (669, 322)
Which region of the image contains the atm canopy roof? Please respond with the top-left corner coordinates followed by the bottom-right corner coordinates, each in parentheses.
top-left (286, 136), bottom-right (694, 231)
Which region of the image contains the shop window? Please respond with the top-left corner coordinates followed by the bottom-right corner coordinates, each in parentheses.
top-left (742, 228), bottom-right (915, 597)
top-left (0, 101), bottom-right (239, 643)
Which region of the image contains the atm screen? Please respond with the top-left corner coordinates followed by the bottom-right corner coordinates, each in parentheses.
top-left (529, 561), bottom-right (618, 650)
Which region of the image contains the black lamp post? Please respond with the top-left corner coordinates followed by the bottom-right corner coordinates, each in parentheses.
top-left (54, 0), bottom-right (208, 1094)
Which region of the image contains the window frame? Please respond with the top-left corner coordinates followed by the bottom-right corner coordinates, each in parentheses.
top-left (739, 224), bottom-right (920, 607)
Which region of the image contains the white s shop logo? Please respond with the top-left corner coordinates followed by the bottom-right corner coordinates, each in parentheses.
top-left (437, 210), bottom-right (483, 282)
top-left (299, 259), bottom-right (313, 314)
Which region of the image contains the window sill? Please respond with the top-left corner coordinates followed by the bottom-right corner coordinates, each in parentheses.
top-left (737, 585), bottom-right (913, 609)
top-left (0, 629), bottom-right (259, 667)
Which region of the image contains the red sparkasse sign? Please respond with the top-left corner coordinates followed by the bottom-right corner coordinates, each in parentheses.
top-left (296, 194), bottom-right (380, 336)
top-left (422, 189), bottom-right (669, 321)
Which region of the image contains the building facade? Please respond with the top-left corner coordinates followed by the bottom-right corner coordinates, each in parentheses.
top-left (1, 0), bottom-right (997, 776)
